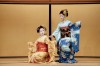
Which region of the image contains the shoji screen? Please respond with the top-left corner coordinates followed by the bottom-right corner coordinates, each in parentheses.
top-left (0, 4), bottom-right (49, 56)
top-left (51, 4), bottom-right (100, 56)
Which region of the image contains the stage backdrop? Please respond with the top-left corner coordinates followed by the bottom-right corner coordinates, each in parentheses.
top-left (0, 4), bottom-right (49, 56)
top-left (52, 4), bottom-right (100, 56)
top-left (0, 4), bottom-right (100, 57)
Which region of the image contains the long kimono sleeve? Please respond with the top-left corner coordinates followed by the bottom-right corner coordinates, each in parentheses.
top-left (45, 36), bottom-right (56, 52)
top-left (45, 36), bottom-right (56, 62)
top-left (32, 41), bottom-right (37, 52)
top-left (28, 41), bottom-right (37, 63)
top-left (28, 41), bottom-right (37, 53)
top-left (52, 24), bottom-right (60, 42)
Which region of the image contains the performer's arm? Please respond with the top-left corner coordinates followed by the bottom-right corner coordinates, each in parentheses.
top-left (51, 24), bottom-right (60, 41)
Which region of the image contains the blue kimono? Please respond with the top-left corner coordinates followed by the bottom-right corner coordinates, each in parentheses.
top-left (59, 37), bottom-right (72, 63)
top-left (69, 21), bottom-right (81, 63)
top-left (52, 20), bottom-right (81, 63)
top-left (70, 21), bottom-right (81, 52)
top-left (52, 20), bottom-right (72, 42)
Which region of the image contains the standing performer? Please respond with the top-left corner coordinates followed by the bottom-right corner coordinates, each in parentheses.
top-left (50, 9), bottom-right (81, 63)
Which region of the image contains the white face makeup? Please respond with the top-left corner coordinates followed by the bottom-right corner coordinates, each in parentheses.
top-left (39, 28), bottom-right (45, 36)
top-left (60, 14), bottom-right (65, 21)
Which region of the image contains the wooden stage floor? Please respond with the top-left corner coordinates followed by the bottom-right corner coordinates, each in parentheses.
top-left (0, 58), bottom-right (100, 66)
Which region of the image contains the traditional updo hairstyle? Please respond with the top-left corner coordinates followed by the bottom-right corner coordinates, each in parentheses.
top-left (37, 25), bottom-right (46, 33)
top-left (59, 9), bottom-right (68, 17)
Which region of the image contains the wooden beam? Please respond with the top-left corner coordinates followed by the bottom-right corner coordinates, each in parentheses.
top-left (51, 0), bottom-right (100, 4)
top-left (0, 0), bottom-right (49, 4)
top-left (0, 0), bottom-right (100, 4)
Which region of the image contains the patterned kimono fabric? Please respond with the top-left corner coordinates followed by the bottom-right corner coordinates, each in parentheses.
top-left (58, 24), bottom-right (81, 63)
top-left (70, 22), bottom-right (81, 63)
top-left (58, 26), bottom-right (72, 63)
top-left (28, 35), bottom-right (56, 63)
top-left (52, 20), bottom-right (81, 63)
top-left (35, 42), bottom-right (49, 63)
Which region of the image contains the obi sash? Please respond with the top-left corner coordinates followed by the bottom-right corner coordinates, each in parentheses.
top-left (36, 42), bottom-right (48, 52)
top-left (60, 26), bottom-right (70, 37)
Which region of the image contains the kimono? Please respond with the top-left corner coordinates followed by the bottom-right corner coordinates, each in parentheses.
top-left (52, 20), bottom-right (81, 63)
top-left (68, 21), bottom-right (81, 63)
top-left (59, 37), bottom-right (72, 63)
top-left (28, 35), bottom-right (56, 63)
top-left (52, 20), bottom-right (72, 42)
top-left (70, 21), bottom-right (81, 52)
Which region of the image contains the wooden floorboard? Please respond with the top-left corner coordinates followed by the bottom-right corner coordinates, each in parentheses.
top-left (0, 58), bottom-right (100, 66)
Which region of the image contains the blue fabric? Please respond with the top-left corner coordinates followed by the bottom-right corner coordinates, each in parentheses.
top-left (70, 22), bottom-right (81, 52)
top-left (70, 53), bottom-right (77, 63)
top-left (55, 21), bottom-right (81, 63)
top-left (59, 38), bottom-right (71, 63)
top-left (71, 34), bottom-right (80, 52)
top-left (59, 38), bottom-right (71, 52)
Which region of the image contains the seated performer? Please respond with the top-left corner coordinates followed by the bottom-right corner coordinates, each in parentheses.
top-left (28, 25), bottom-right (56, 63)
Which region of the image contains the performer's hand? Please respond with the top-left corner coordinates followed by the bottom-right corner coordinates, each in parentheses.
top-left (75, 21), bottom-right (81, 28)
top-left (69, 23), bottom-right (73, 27)
top-left (49, 35), bottom-right (53, 38)
top-left (75, 23), bottom-right (79, 27)
top-left (49, 35), bottom-right (55, 40)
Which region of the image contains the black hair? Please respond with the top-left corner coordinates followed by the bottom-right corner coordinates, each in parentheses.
top-left (37, 25), bottom-right (46, 33)
top-left (59, 9), bottom-right (68, 17)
